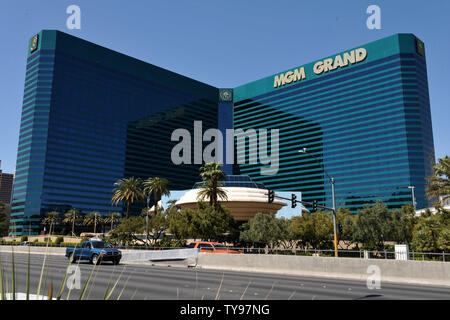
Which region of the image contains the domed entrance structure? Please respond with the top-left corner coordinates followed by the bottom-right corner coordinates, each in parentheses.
top-left (175, 175), bottom-right (289, 221)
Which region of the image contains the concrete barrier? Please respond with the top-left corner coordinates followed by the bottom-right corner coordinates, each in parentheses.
top-left (0, 246), bottom-right (66, 256)
top-left (196, 253), bottom-right (450, 287)
top-left (0, 246), bottom-right (199, 263)
top-left (121, 248), bottom-right (199, 262)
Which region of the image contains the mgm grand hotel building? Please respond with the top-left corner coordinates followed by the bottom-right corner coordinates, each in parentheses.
top-left (10, 30), bottom-right (434, 235)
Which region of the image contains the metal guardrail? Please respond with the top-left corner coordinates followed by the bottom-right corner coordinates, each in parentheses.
top-left (0, 242), bottom-right (448, 262)
top-left (228, 247), bottom-right (449, 262)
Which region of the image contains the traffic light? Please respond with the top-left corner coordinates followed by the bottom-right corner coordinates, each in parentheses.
top-left (291, 194), bottom-right (297, 208)
top-left (312, 200), bottom-right (317, 212)
top-left (268, 189), bottom-right (274, 203)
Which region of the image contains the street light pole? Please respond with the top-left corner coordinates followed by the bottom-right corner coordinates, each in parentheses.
top-left (146, 195), bottom-right (150, 246)
top-left (408, 186), bottom-right (416, 210)
top-left (300, 148), bottom-right (338, 258)
top-left (331, 178), bottom-right (338, 258)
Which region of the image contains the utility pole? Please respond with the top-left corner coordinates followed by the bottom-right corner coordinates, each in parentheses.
top-left (146, 195), bottom-right (150, 246)
top-left (408, 186), bottom-right (416, 210)
top-left (331, 177), bottom-right (338, 258)
top-left (299, 147), bottom-right (338, 258)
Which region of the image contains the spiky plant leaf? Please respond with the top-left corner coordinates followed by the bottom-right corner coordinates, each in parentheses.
top-left (11, 246), bottom-right (15, 300)
top-left (48, 282), bottom-right (53, 300)
top-left (104, 267), bottom-right (126, 300)
top-left (103, 265), bottom-right (116, 300)
top-left (0, 255), bottom-right (5, 300)
top-left (86, 263), bottom-right (101, 300)
top-left (116, 270), bottom-right (135, 300)
top-left (36, 224), bottom-right (53, 299)
top-left (26, 246), bottom-right (30, 300)
top-left (56, 242), bottom-right (79, 300)
top-left (79, 263), bottom-right (98, 300)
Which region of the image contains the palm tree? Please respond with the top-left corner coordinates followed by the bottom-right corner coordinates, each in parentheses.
top-left (143, 177), bottom-right (170, 244)
top-left (63, 209), bottom-right (80, 236)
top-left (83, 211), bottom-right (102, 234)
top-left (105, 212), bottom-right (121, 233)
top-left (111, 177), bottom-right (144, 218)
top-left (42, 211), bottom-right (60, 235)
top-left (197, 180), bottom-right (228, 209)
top-left (197, 162), bottom-right (227, 210)
top-left (426, 155), bottom-right (450, 205)
top-left (143, 177), bottom-right (171, 216)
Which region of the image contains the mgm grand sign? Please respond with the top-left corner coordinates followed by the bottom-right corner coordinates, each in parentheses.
top-left (273, 48), bottom-right (367, 88)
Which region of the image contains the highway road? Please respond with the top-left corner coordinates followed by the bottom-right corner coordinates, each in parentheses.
top-left (0, 252), bottom-right (449, 300)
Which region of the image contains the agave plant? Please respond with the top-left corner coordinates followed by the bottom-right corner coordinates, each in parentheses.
top-left (0, 227), bottom-right (131, 300)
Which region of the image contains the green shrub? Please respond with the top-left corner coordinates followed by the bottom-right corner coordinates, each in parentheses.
top-left (55, 236), bottom-right (64, 245)
top-left (157, 237), bottom-right (186, 248)
top-left (43, 237), bottom-right (52, 243)
top-left (21, 236), bottom-right (28, 242)
top-left (61, 242), bottom-right (79, 247)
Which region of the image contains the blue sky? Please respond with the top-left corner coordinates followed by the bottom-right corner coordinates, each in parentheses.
top-left (0, 0), bottom-right (449, 174)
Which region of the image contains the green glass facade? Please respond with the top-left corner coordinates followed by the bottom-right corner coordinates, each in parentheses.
top-left (10, 31), bottom-right (434, 235)
top-left (233, 33), bottom-right (434, 213)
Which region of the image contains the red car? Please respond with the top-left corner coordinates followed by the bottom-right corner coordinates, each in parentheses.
top-left (187, 241), bottom-right (242, 254)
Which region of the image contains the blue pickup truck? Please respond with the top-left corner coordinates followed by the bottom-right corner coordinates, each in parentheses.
top-left (65, 241), bottom-right (121, 265)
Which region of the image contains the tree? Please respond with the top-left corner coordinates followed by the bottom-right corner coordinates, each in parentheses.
top-left (426, 155), bottom-right (450, 205)
top-left (140, 207), bottom-right (168, 244)
top-left (272, 217), bottom-right (296, 249)
top-left (240, 213), bottom-right (295, 249)
top-left (197, 162), bottom-right (227, 210)
top-left (336, 207), bottom-right (356, 249)
top-left (390, 204), bottom-right (417, 245)
top-left (437, 229), bottom-right (450, 251)
top-left (434, 204), bottom-right (450, 226)
top-left (411, 217), bottom-right (441, 252)
top-left (290, 211), bottom-right (334, 250)
top-left (167, 204), bottom-right (193, 242)
top-left (143, 177), bottom-right (170, 242)
top-left (63, 209), bottom-right (81, 236)
top-left (174, 202), bottom-right (232, 242)
top-left (105, 212), bottom-right (121, 233)
top-left (191, 202), bottom-right (233, 242)
top-left (109, 216), bottom-right (145, 245)
top-left (352, 201), bottom-right (392, 251)
top-left (83, 212), bottom-right (102, 234)
top-left (240, 213), bottom-right (274, 248)
top-left (42, 211), bottom-right (60, 234)
top-left (143, 177), bottom-right (170, 216)
top-left (0, 201), bottom-right (10, 221)
top-left (111, 177), bottom-right (144, 218)
top-left (411, 204), bottom-right (449, 252)
top-left (0, 202), bottom-right (11, 236)
top-left (224, 219), bottom-right (246, 247)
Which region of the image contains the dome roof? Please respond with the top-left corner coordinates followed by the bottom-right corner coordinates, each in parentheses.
top-left (175, 187), bottom-right (288, 221)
